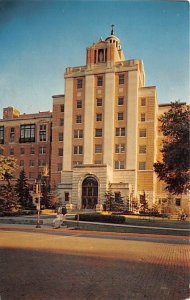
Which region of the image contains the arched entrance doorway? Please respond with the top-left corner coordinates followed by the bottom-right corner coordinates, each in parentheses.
top-left (82, 176), bottom-right (98, 209)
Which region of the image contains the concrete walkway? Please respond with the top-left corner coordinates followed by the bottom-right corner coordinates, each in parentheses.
top-left (0, 214), bottom-right (189, 236)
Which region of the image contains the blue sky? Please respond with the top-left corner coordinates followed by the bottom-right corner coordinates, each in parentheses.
top-left (0, 0), bottom-right (189, 116)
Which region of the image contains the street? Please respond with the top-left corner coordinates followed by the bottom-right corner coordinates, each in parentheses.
top-left (0, 227), bottom-right (189, 300)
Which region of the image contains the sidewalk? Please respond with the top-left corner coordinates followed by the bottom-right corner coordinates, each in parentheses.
top-left (0, 215), bottom-right (189, 236)
top-left (0, 214), bottom-right (55, 226)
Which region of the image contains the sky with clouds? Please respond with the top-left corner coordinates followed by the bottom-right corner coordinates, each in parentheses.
top-left (0, 0), bottom-right (189, 116)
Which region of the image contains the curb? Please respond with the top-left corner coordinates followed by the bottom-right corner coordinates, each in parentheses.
top-left (0, 224), bottom-right (189, 240)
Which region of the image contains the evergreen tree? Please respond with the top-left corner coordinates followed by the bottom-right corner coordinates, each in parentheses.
top-left (104, 190), bottom-right (116, 211)
top-left (139, 192), bottom-right (148, 213)
top-left (15, 169), bottom-right (33, 208)
top-left (0, 156), bottom-right (19, 212)
top-left (40, 176), bottom-right (51, 208)
top-left (0, 183), bottom-right (19, 212)
top-left (115, 192), bottom-right (125, 212)
top-left (154, 101), bottom-right (190, 194)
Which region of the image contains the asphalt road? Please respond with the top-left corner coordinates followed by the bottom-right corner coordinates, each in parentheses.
top-left (0, 227), bottom-right (189, 300)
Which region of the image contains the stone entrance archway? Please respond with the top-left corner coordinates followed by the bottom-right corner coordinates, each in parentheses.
top-left (82, 176), bottom-right (98, 209)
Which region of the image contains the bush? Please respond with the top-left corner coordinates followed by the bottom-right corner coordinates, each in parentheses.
top-left (1, 209), bottom-right (37, 217)
top-left (119, 210), bottom-right (135, 215)
top-left (139, 211), bottom-right (167, 217)
top-left (75, 213), bottom-right (125, 224)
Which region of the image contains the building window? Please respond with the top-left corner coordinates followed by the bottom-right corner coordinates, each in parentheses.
top-left (29, 172), bottom-right (35, 179)
top-left (98, 49), bottom-right (105, 63)
top-left (95, 144), bottom-right (102, 153)
top-left (77, 100), bottom-right (82, 108)
top-left (118, 97), bottom-right (124, 105)
top-left (30, 147), bottom-right (35, 154)
top-left (77, 79), bottom-right (83, 89)
top-left (175, 198), bottom-right (181, 206)
top-left (20, 160), bottom-right (24, 167)
top-left (118, 112), bottom-right (124, 121)
top-left (139, 162), bottom-right (146, 170)
top-left (116, 127), bottom-right (125, 136)
top-left (73, 146), bottom-right (83, 155)
top-left (74, 130), bottom-right (83, 139)
top-left (115, 161), bottom-right (125, 169)
top-left (141, 98), bottom-right (146, 106)
top-left (20, 148), bottom-right (25, 155)
top-left (39, 147), bottom-right (46, 154)
top-left (76, 115), bottom-right (82, 123)
top-left (60, 104), bottom-right (64, 112)
top-left (57, 163), bottom-right (62, 172)
top-left (60, 119), bottom-right (64, 126)
top-left (96, 98), bottom-right (103, 106)
top-left (96, 113), bottom-right (102, 122)
top-left (119, 74), bottom-right (125, 85)
top-left (10, 127), bottom-right (15, 143)
top-left (38, 160), bottom-right (46, 167)
top-left (29, 160), bottom-right (35, 167)
top-left (139, 129), bottom-right (147, 137)
top-left (94, 160), bottom-right (102, 164)
top-left (59, 132), bottom-right (64, 141)
top-left (39, 124), bottom-right (46, 141)
top-left (0, 148), bottom-right (3, 155)
top-left (65, 192), bottom-right (70, 202)
top-left (139, 145), bottom-right (146, 154)
top-left (9, 148), bottom-right (14, 155)
top-left (97, 76), bottom-right (103, 86)
top-left (20, 124), bottom-right (35, 143)
top-left (95, 128), bottom-right (103, 137)
top-left (58, 148), bottom-right (63, 156)
top-left (73, 161), bottom-right (83, 166)
top-left (115, 144), bottom-right (125, 153)
top-left (0, 126), bottom-right (4, 144)
top-left (141, 113), bottom-right (146, 122)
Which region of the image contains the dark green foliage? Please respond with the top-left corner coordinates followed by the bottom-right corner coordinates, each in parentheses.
top-left (15, 169), bottom-right (33, 208)
top-left (104, 190), bottom-right (125, 212)
top-left (114, 191), bottom-right (125, 212)
top-left (75, 213), bottom-right (126, 224)
top-left (0, 209), bottom-right (37, 217)
top-left (139, 192), bottom-right (149, 213)
top-left (104, 190), bottom-right (115, 211)
top-left (154, 101), bottom-right (190, 194)
top-left (40, 176), bottom-right (51, 208)
top-left (0, 156), bottom-right (19, 212)
top-left (0, 183), bottom-right (19, 212)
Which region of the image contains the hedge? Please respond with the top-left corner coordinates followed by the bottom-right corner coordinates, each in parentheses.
top-left (75, 213), bottom-right (126, 224)
top-left (0, 209), bottom-right (37, 217)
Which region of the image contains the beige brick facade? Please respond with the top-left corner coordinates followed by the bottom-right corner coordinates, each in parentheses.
top-left (0, 30), bottom-right (188, 214)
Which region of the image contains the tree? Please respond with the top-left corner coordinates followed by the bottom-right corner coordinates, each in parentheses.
top-left (0, 156), bottom-right (17, 183)
top-left (104, 190), bottom-right (125, 212)
top-left (40, 176), bottom-right (51, 208)
top-left (104, 190), bottom-right (116, 211)
top-left (154, 101), bottom-right (190, 194)
top-left (15, 169), bottom-right (33, 208)
top-left (139, 192), bottom-right (148, 213)
top-left (114, 192), bottom-right (125, 212)
top-left (0, 156), bottom-right (19, 212)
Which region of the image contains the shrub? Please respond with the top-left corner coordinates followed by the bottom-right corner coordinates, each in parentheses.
top-left (75, 213), bottom-right (125, 224)
top-left (139, 211), bottom-right (167, 217)
top-left (1, 209), bottom-right (37, 217)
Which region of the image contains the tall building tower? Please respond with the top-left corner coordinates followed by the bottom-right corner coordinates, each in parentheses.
top-left (59, 27), bottom-right (158, 210)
